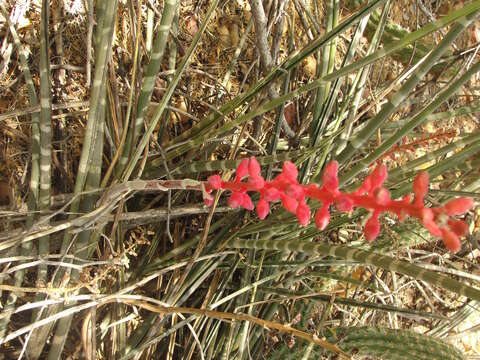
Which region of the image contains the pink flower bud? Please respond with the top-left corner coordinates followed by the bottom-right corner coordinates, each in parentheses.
top-left (335, 196), bottom-right (354, 212)
top-left (296, 201), bottom-right (311, 226)
top-left (374, 188), bottom-right (391, 205)
top-left (447, 219), bottom-right (469, 237)
top-left (286, 184), bottom-right (304, 199)
top-left (241, 193), bottom-right (254, 210)
top-left (249, 156), bottom-right (261, 178)
top-left (444, 198), bottom-right (474, 216)
top-left (282, 161), bottom-right (298, 182)
top-left (364, 212), bottom-right (380, 242)
top-left (441, 228), bottom-right (461, 253)
top-left (228, 192), bottom-right (243, 208)
top-left (421, 208), bottom-right (442, 237)
top-left (256, 199), bottom-right (270, 219)
top-left (323, 161), bottom-right (339, 193)
top-left (248, 175), bottom-right (265, 190)
top-left (314, 204), bottom-right (330, 230)
top-left (413, 172), bottom-right (429, 206)
top-left (264, 187), bottom-right (282, 201)
top-left (356, 177), bottom-right (371, 195)
top-left (207, 175), bottom-right (222, 189)
top-left (204, 195), bottom-right (214, 206)
top-left (235, 158), bottom-right (250, 181)
top-left (370, 164), bottom-right (388, 191)
top-left (281, 194), bottom-right (298, 213)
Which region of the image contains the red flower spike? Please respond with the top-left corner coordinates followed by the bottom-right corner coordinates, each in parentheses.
top-left (205, 157), bottom-right (473, 253)
top-left (249, 156), bottom-right (261, 178)
top-left (413, 171), bottom-right (429, 206)
top-left (441, 228), bottom-right (461, 253)
top-left (207, 174), bottom-right (222, 189)
top-left (281, 194), bottom-right (298, 213)
top-left (323, 161), bottom-right (339, 193)
top-left (282, 161), bottom-right (298, 182)
top-left (235, 158), bottom-right (250, 181)
top-left (228, 192), bottom-right (243, 208)
top-left (335, 196), bottom-right (354, 212)
top-left (364, 212), bottom-right (381, 242)
top-left (370, 164), bottom-right (388, 191)
top-left (256, 199), bottom-right (270, 219)
top-left (296, 201), bottom-right (311, 226)
top-left (447, 219), bottom-right (469, 237)
top-left (315, 204), bottom-right (331, 230)
top-left (444, 198), bottom-right (474, 216)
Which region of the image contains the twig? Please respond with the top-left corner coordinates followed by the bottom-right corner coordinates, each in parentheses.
top-left (249, 0), bottom-right (295, 139)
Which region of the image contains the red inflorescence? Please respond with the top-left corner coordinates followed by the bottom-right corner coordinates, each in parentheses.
top-left (205, 157), bottom-right (474, 253)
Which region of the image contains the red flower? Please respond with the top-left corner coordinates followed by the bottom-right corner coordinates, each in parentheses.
top-left (248, 175), bottom-right (265, 190)
top-left (286, 184), bottom-right (304, 200)
top-left (235, 158), bottom-right (250, 181)
top-left (447, 219), bottom-right (469, 237)
top-left (282, 161), bottom-right (298, 182)
top-left (207, 174), bottom-right (222, 189)
top-left (364, 212), bottom-right (380, 242)
top-left (256, 199), bottom-right (270, 220)
top-left (441, 228), bottom-right (461, 253)
top-left (296, 200), bottom-right (311, 226)
top-left (322, 161), bottom-right (339, 193)
top-left (444, 198), bottom-right (474, 216)
top-left (335, 196), bottom-right (354, 212)
top-left (264, 187), bottom-right (282, 201)
top-left (314, 204), bottom-right (331, 230)
top-left (281, 194), bottom-right (298, 213)
top-left (248, 156), bottom-right (261, 178)
top-left (374, 188), bottom-right (390, 206)
top-left (413, 172), bottom-right (429, 206)
top-left (228, 192), bottom-right (244, 208)
top-left (369, 164), bottom-right (388, 192)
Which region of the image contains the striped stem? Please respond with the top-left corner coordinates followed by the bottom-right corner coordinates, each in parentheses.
top-left (0, 2), bottom-right (41, 340)
top-left (226, 237), bottom-right (480, 301)
top-left (117, 0), bottom-right (179, 175)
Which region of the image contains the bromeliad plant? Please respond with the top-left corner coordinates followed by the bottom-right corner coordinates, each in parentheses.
top-left (205, 157), bottom-right (473, 252)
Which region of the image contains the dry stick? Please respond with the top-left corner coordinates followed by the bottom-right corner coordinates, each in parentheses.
top-left (0, 179), bottom-right (209, 252)
top-left (270, 0), bottom-right (288, 60)
top-left (249, 0), bottom-right (295, 139)
top-left (0, 100), bottom-right (89, 122)
top-left (120, 300), bottom-right (350, 359)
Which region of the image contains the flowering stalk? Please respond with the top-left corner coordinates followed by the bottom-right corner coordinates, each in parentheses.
top-left (205, 157), bottom-right (474, 253)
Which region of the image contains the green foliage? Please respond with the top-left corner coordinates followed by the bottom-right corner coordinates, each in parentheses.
top-left (2, 0), bottom-right (480, 358)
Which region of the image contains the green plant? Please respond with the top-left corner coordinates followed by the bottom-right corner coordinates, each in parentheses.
top-left (1, 1), bottom-right (479, 359)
